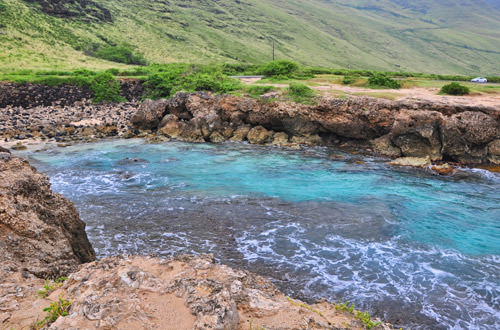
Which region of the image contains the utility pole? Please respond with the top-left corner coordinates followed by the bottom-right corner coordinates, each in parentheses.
top-left (272, 40), bottom-right (275, 61)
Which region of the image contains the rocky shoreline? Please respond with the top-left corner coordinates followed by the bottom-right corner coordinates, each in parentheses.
top-left (2, 89), bottom-right (499, 168)
top-left (0, 148), bottom-right (389, 329)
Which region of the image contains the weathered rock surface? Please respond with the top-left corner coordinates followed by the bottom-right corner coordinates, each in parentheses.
top-left (0, 152), bottom-right (95, 278)
top-left (43, 255), bottom-right (376, 330)
top-left (389, 156), bottom-right (432, 168)
top-left (131, 92), bottom-right (499, 164)
top-left (131, 98), bottom-right (168, 130)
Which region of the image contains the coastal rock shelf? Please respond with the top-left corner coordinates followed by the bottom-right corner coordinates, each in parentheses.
top-left (132, 92), bottom-right (500, 165)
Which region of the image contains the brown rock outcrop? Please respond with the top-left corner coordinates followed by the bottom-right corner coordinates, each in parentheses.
top-left (132, 92), bottom-right (499, 165)
top-left (45, 255), bottom-right (376, 330)
top-left (0, 152), bottom-right (95, 278)
top-left (131, 98), bottom-right (168, 130)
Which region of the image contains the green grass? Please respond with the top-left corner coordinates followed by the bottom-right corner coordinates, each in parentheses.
top-left (1, 0), bottom-right (500, 74)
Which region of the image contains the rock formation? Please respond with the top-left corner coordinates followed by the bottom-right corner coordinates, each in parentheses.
top-left (0, 150), bottom-right (95, 278)
top-left (131, 92), bottom-right (500, 164)
top-left (48, 255), bottom-right (378, 330)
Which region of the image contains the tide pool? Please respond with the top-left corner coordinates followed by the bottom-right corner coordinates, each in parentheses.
top-left (25, 139), bottom-right (500, 329)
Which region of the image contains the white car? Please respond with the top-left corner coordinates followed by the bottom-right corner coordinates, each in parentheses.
top-left (471, 77), bottom-right (487, 83)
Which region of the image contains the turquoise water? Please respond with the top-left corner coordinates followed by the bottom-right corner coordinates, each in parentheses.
top-left (25, 139), bottom-right (500, 329)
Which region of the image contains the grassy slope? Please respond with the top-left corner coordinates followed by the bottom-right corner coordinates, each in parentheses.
top-left (1, 0), bottom-right (500, 74)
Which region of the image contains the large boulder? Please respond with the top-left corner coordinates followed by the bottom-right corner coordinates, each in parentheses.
top-left (0, 153), bottom-right (95, 278)
top-left (390, 110), bottom-right (443, 160)
top-left (442, 111), bottom-right (499, 163)
top-left (131, 99), bottom-right (168, 130)
top-left (247, 126), bottom-right (273, 144)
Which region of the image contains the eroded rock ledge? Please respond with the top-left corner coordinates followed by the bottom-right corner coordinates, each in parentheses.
top-left (132, 93), bottom-right (500, 164)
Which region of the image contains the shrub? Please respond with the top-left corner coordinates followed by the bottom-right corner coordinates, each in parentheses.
top-left (181, 71), bottom-right (243, 94)
top-left (342, 75), bottom-right (357, 85)
top-left (95, 46), bottom-right (147, 65)
top-left (72, 68), bottom-right (97, 76)
top-left (90, 72), bottom-right (125, 103)
top-left (287, 82), bottom-right (315, 103)
top-left (145, 64), bottom-right (242, 99)
top-left (259, 60), bottom-right (299, 77)
top-left (246, 85), bottom-right (275, 97)
top-left (367, 74), bottom-right (401, 89)
top-left (105, 68), bottom-right (120, 75)
top-left (440, 82), bottom-right (470, 95)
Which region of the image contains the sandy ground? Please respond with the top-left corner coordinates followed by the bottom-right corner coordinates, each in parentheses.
top-left (245, 79), bottom-right (500, 108)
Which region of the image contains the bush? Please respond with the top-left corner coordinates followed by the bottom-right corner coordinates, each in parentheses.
top-left (90, 72), bottom-right (125, 103)
top-left (246, 85), bottom-right (275, 97)
top-left (259, 60), bottom-right (299, 77)
top-left (440, 82), bottom-right (470, 95)
top-left (72, 68), bottom-right (97, 76)
top-left (287, 82), bottom-right (315, 103)
top-left (342, 75), bottom-right (357, 85)
top-left (95, 46), bottom-right (147, 65)
top-left (367, 74), bottom-right (401, 89)
top-left (144, 64), bottom-right (243, 99)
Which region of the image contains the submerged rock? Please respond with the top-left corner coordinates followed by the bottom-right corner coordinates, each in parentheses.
top-left (389, 156), bottom-right (431, 168)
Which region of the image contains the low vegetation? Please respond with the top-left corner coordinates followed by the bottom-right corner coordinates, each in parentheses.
top-left (286, 296), bottom-right (382, 329)
top-left (90, 72), bottom-right (126, 103)
top-left (440, 82), bottom-right (470, 95)
top-left (33, 295), bottom-right (72, 329)
top-left (367, 74), bottom-right (401, 89)
top-left (287, 82), bottom-right (316, 104)
top-left (246, 85), bottom-right (277, 98)
top-left (144, 63), bottom-right (243, 99)
top-left (95, 46), bottom-right (147, 66)
top-left (37, 277), bottom-right (68, 298)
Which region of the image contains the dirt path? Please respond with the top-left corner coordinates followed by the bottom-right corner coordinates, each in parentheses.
top-left (247, 80), bottom-right (500, 108)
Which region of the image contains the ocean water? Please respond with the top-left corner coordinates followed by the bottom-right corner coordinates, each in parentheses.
top-left (25, 139), bottom-right (500, 329)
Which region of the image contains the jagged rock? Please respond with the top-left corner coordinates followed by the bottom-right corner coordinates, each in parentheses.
top-left (209, 131), bottom-right (226, 143)
top-left (290, 134), bottom-right (322, 146)
top-left (0, 155), bottom-right (95, 278)
top-left (272, 132), bottom-right (289, 145)
top-left (389, 156), bottom-right (431, 168)
top-left (131, 99), bottom-right (168, 130)
top-left (230, 125), bottom-right (251, 142)
top-left (45, 255), bottom-right (375, 330)
top-left (442, 111), bottom-right (499, 163)
top-left (488, 139), bottom-right (500, 164)
top-left (371, 134), bottom-right (402, 158)
top-left (431, 163), bottom-right (456, 175)
top-left (158, 117), bottom-right (186, 139)
top-left (390, 110), bottom-right (443, 160)
top-left (247, 126), bottom-right (273, 144)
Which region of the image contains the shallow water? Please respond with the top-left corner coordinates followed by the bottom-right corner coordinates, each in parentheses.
top-left (25, 139), bottom-right (500, 329)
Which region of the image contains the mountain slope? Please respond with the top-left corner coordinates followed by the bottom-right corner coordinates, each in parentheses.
top-left (1, 0), bottom-right (500, 74)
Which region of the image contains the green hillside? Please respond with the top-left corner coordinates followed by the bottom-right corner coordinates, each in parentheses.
top-left (1, 0), bottom-right (500, 74)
